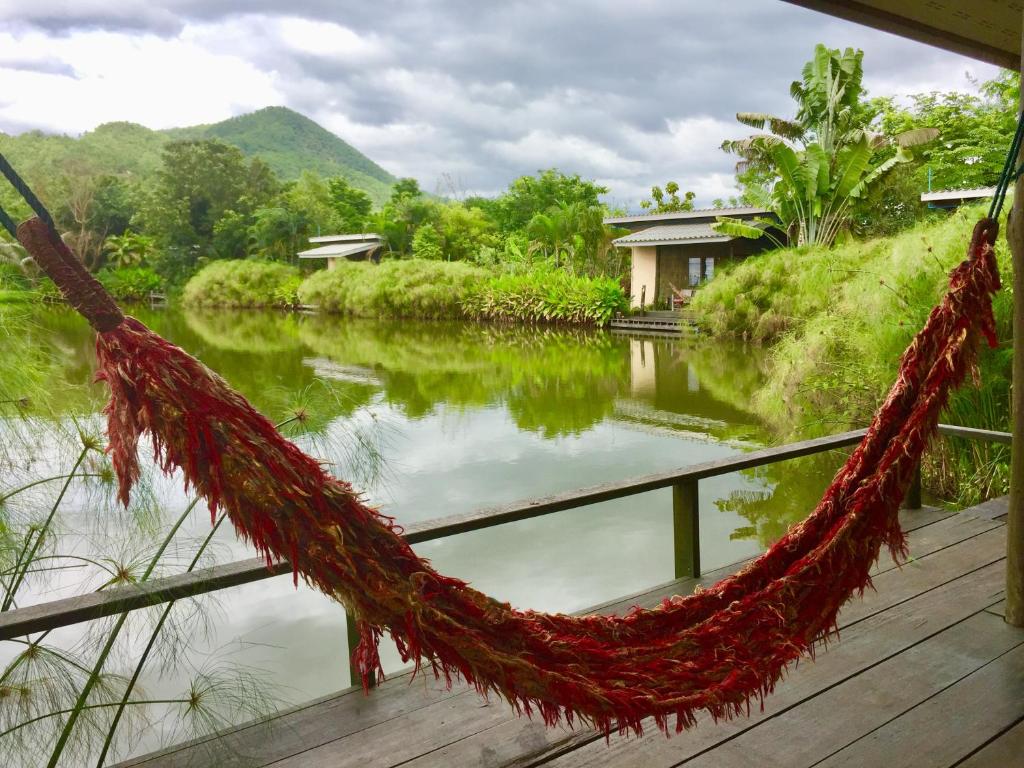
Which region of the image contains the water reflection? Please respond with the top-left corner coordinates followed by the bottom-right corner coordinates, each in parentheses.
top-left (1, 306), bottom-right (847, 761)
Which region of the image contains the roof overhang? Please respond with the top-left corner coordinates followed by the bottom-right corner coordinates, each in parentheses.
top-left (614, 237), bottom-right (734, 247)
top-left (921, 187), bottom-right (997, 203)
top-left (308, 233), bottom-right (382, 244)
top-left (782, 1), bottom-right (1020, 70)
top-left (298, 242), bottom-right (379, 259)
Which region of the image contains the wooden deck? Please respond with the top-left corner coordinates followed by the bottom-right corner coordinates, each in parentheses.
top-left (609, 310), bottom-right (697, 335)
top-left (116, 497), bottom-right (1022, 768)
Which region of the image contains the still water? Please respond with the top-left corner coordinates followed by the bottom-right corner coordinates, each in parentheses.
top-left (1, 307), bottom-right (846, 759)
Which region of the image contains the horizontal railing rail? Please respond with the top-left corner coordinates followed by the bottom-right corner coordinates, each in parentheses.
top-left (0, 422), bottom-right (1010, 642)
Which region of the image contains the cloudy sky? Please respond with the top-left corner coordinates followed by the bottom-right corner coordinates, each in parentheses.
top-left (0, 1), bottom-right (1003, 208)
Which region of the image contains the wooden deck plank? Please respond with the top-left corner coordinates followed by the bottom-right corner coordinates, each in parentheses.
top-left (814, 642), bottom-right (1024, 768)
top-left (113, 507), bottom-right (996, 768)
top-left (523, 524), bottom-right (1010, 768)
top-left (407, 554), bottom-right (1009, 768)
top-left (679, 611), bottom-right (1024, 768)
top-left (956, 720), bottom-right (1024, 767)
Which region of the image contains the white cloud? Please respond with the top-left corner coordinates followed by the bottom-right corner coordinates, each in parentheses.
top-left (0, 27), bottom-right (283, 133)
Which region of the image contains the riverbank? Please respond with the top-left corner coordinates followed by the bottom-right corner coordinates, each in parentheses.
top-left (690, 205), bottom-right (1012, 504)
top-left (181, 259), bottom-right (628, 326)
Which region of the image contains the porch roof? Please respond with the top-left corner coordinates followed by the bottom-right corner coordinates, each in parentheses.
top-left (920, 187), bottom-right (998, 203)
top-left (298, 241), bottom-right (378, 259)
top-left (613, 223), bottom-right (733, 247)
top-left (782, 0), bottom-right (1020, 69)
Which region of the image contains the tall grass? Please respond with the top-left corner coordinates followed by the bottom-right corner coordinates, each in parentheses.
top-left (295, 260), bottom-right (628, 325)
top-left (691, 205), bottom-right (1013, 504)
top-left (297, 259), bottom-right (486, 319)
top-left (182, 260), bottom-right (301, 308)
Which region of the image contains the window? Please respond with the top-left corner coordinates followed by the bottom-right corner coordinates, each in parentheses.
top-left (705, 257), bottom-right (715, 282)
top-left (688, 257), bottom-right (701, 287)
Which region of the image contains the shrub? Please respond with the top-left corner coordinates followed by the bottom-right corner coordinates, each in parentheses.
top-left (95, 266), bottom-right (163, 301)
top-left (463, 267), bottom-right (628, 326)
top-left (182, 260), bottom-right (301, 308)
top-left (297, 259), bottom-right (486, 319)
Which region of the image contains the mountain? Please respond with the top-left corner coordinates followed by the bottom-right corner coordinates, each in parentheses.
top-left (163, 107), bottom-right (396, 203)
top-left (0, 107), bottom-right (396, 204)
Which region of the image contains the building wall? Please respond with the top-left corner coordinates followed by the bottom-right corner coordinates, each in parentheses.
top-left (630, 246), bottom-right (657, 308)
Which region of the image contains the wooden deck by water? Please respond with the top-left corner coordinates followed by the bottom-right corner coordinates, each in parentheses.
top-left (116, 497), bottom-right (1023, 768)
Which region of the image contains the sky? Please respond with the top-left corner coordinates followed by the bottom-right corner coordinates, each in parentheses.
top-left (0, 0), bottom-right (1004, 208)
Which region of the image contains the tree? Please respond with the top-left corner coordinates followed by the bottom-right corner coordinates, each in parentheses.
top-left (144, 140), bottom-right (279, 251)
top-left (494, 170), bottom-right (608, 232)
top-left (640, 181), bottom-right (696, 212)
top-left (248, 206), bottom-right (306, 262)
top-left (436, 204), bottom-right (497, 261)
top-left (719, 44), bottom-right (936, 247)
top-left (390, 177), bottom-right (422, 203)
top-left (328, 177), bottom-right (373, 233)
top-left (876, 71), bottom-right (1017, 192)
top-left (103, 231), bottom-right (156, 268)
top-left (412, 223), bottom-right (444, 260)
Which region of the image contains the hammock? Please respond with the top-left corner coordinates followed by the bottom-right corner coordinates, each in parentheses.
top-left (0, 156), bottom-right (1006, 737)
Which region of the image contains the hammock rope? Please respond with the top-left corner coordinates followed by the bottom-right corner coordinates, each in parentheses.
top-left (0, 146), bottom-right (1006, 735)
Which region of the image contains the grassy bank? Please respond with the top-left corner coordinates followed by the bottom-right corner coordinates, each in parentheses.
top-left (691, 206), bottom-right (1012, 504)
top-left (183, 259), bottom-right (628, 326)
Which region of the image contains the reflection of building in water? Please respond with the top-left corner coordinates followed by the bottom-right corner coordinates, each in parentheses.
top-left (630, 338), bottom-right (658, 398)
top-left (621, 337), bottom-right (761, 439)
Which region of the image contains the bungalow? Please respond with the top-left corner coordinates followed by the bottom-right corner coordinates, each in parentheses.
top-left (605, 207), bottom-right (780, 309)
top-left (297, 233), bottom-right (383, 269)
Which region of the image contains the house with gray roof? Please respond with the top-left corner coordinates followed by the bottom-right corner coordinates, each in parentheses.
top-left (605, 207), bottom-right (781, 309)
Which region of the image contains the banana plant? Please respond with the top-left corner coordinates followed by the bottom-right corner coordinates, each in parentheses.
top-left (716, 136), bottom-right (912, 247)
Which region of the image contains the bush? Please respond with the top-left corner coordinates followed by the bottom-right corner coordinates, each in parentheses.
top-left (298, 259), bottom-right (487, 319)
top-left (182, 260), bottom-right (301, 308)
top-left (464, 267), bottom-right (628, 325)
top-left (95, 266), bottom-right (163, 301)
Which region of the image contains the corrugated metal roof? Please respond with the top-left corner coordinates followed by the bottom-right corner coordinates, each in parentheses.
top-left (298, 242), bottom-right (378, 259)
top-left (920, 187), bottom-right (997, 202)
top-left (604, 207), bottom-right (769, 225)
top-left (613, 223), bottom-right (733, 246)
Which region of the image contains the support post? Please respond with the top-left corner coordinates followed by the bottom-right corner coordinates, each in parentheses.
top-left (345, 611), bottom-right (375, 689)
top-left (1006, 19), bottom-right (1024, 627)
top-left (673, 479), bottom-right (701, 579)
top-left (904, 463), bottom-right (922, 511)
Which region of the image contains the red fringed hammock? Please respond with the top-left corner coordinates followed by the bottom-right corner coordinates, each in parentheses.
top-left (11, 213), bottom-right (1002, 737)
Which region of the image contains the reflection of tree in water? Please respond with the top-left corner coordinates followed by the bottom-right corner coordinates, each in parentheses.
top-left (299, 317), bottom-right (629, 436)
top-left (716, 451), bottom-right (850, 548)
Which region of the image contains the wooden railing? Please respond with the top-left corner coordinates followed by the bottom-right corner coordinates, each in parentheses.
top-left (0, 423), bottom-right (1011, 678)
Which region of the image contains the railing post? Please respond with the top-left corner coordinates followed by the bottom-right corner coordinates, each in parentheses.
top-left (904, 462), bottom-right (922, 510)
top-left (673, 479), bottom-right (701, 579)
top-left (346, 610), bottom-right (375, 689)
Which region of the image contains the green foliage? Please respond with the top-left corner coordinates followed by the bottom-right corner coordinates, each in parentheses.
top-left (412, 223), bottom-right (444, 260)
top-left (489, 169), bottom-right (608, 232)
top-left (328, 177), bottom-right (373, 232)
top-left (144, 139), bottom-right (279, 250)
top-left (103, 231), bottom-right (156, 268)
top-left (464, 267), bottom-right (628, 326)
top-left (693, 207), bottom-right (1010, 503)
top-left (95, 266), bottom-right (162, 301)
top-left (877, 71), bottom-right (1017, 192)
top-left (298, 259), bottom-right (486, 319)
top-left (182, 260), bottom-right (301, 308)
top-left (640, 181), bottom-right (696, 212)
